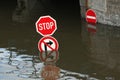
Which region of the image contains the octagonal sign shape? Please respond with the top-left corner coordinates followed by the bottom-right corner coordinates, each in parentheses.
top-left (36, 15), bottom-right (57, 36)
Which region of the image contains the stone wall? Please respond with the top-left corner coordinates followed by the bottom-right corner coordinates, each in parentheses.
top-left (79, 0), bottom-right (87, 18)
top-left (12, 0), bottom-right (37, 22)
top-left (79, 0), bottom-right (120, 26)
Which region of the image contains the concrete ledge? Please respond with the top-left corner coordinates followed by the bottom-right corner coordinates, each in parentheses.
top-left (95, 10), bottom-right (120, 26)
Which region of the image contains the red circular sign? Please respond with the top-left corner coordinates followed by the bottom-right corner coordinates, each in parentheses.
top-left (36, 15), bottom-right (57, 36)
top-left (38, 36), bottom-right (59, 52)
top-left (86, 9), bottom-right (97, 24)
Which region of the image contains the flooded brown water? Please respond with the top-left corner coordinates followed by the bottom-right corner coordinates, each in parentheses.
top-left (0, 0), bottom-right (120, 80)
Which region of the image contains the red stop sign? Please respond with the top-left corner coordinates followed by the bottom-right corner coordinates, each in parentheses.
top-left (86, 9), bottom-right (97, 24)
top-left (36, 15), bottom-right (57, 36)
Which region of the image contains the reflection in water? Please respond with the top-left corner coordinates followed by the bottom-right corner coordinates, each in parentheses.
top-left (89, 26), bottom-right (120, 68)
top-left (87, 24), bottom-right (97, 34)
top-left (0, 48), bottom-right (98, 80)
top-left (39, 51), bottom-right (59, 63)
top-left (40, 51), bottom-right (60, 80)
top-left (1, 18), bottom-right (120, 79)
top-left (41, 64), bottom-right (60, 80)
top-left (83, 24), bottom-right (120, 79)
top-left (1, 0), bottom-right (120, 78)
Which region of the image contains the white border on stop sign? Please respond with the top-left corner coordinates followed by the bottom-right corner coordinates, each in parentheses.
top-left (35, 15), bottom-right (57, 36)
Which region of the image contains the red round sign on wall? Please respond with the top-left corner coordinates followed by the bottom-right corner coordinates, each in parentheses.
top-left (35, 15), bottom-right (57, 36)
top-left (86, 9), bottom-right (97, 24)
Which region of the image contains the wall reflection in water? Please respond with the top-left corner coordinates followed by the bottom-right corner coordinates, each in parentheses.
top-left (83, 23), bottom-right (120, 79)
top-left (87, 24), bottom-right (97, 34)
